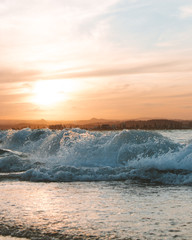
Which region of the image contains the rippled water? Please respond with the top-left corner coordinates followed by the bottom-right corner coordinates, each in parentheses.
top-left (0, 181), bottom-right (191, 239)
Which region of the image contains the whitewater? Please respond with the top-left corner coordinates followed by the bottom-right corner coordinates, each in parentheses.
top-left (0, 129), bottom-right (192, 239)
top-left (0, 128), bottom-right (192, 184)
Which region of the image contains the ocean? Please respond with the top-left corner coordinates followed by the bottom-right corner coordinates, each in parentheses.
top-left (0, 128), bottom-right (191, 239)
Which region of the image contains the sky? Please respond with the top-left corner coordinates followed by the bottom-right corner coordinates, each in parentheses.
top-left (1, 0), bottom-right (192, 120)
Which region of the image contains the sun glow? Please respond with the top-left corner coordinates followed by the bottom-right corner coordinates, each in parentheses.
top-left (31, 80), bottom-right (77, 106)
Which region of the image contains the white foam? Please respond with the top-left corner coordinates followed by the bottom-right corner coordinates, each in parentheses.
top-left (0, 128), bottom-right (192, 184)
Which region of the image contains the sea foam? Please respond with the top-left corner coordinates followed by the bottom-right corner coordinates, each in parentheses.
top-left (0, 128), bottom-right (191, 184)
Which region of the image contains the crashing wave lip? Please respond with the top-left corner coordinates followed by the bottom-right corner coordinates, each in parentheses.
top-left (0, 128), bottom-right (191, 185)
top-left (0, 148), bottom-right (27, 158)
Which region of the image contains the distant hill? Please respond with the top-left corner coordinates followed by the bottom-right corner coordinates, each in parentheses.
top-left (1, 118), bottom-right (192, 130)
top-left (73, 118), bottom-right (117, 125)
top-left (0, 119), bottom-right (48, 130)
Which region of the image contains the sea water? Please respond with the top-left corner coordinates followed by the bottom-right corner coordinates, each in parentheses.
top-left (0, 129), bottom-right (191, 239)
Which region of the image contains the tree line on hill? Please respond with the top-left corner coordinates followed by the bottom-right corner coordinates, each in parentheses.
top-left (1, 119), bottom-right (192, 130)
top-left (48, 119), bottom-right (192, 130)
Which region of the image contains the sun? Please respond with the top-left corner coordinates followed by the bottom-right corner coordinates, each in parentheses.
top-left (31, 80), bottom-right (76, 106)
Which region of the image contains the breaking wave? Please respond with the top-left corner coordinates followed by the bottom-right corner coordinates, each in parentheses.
top-left (0, 128), bottom-right (192, 185)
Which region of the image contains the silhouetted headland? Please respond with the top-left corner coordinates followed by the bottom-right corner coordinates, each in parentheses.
top-left (1, 118), bottom-right (192, 130)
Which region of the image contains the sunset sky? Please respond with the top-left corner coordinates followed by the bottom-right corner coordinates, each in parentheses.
top-left (1, 0), bottom-right (192, 120)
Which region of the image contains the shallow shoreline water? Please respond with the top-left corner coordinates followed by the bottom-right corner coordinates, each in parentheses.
top-left (0, 180), bottom-right (192, 240)
top-left (0, 236), bottom-right (28, 240)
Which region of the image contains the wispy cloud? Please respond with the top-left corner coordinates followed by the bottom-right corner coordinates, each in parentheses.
top-left (0, 69), bottom-right (41, 83)
top-left (43, 59), bottom-right (192, 79)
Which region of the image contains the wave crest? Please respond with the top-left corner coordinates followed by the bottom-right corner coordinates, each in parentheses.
top-left (0, 128), bottom-right (191, 184)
